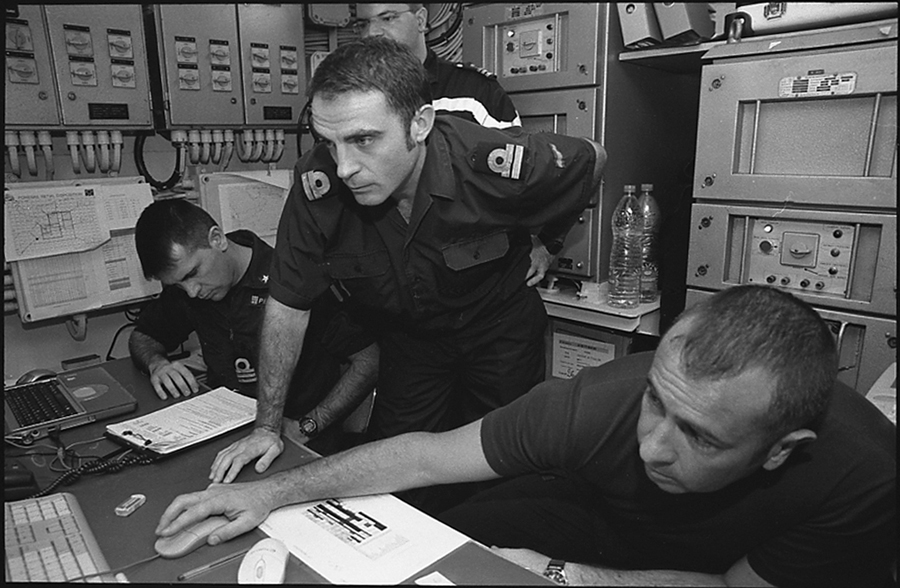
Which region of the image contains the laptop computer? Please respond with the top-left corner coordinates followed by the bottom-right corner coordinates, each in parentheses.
top-left (4, 366), bottom-right (137, 444)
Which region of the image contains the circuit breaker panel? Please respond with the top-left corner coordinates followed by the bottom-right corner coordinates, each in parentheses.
top-left (43, 4), bottom-right (152, 127)
top-left (236, 4), bottom-right (305, 127)
top-left (152, 4), bottom-right (244, 127)
top-left (6, 5), bottom-right (61, 127)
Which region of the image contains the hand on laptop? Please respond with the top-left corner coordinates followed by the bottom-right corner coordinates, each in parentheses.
top-left (148, 359), bottom-right (200, 400)
top-left (209, 427), bottom-right (284, 484)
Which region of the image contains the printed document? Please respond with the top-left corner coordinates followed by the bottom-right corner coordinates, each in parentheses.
top-left (260, 494), bottom-right (468, 584)
top-left (106, 387), bottom-right (256, 455)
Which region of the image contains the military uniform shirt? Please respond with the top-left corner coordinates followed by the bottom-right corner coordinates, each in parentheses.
top-left (425, 48), bottom-right (521, 129)
top-left (134, 230), bottom-right (373, 412)
top-left (271, 116), bottom-right (597, 332)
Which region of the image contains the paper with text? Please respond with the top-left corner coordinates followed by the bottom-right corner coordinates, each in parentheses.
top-left (260, 494), bottom-right (468, 584)
top-left (106, 387), bottom-right (256, 454)
top-left (4, 185), bottom-right (110, 261)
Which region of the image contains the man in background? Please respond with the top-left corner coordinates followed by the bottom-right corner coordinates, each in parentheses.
top-left (354, 3), bottom-right (558, 284)
top-left (130, 198), bottom-right (378, 454)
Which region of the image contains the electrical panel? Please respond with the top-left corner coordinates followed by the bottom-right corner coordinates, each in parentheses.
top-left (463, 3), bottom-right (602, 93)
top-left (43, 4), bottom-right (152, 128)
top-left (6, 5), bottom-right (61, 127)
top-left (514, 87), bottom-right (598, 277)
top-left (694, 41), bottom-right (897, 209)
top-left (686, 20), bottom-right (898, 394)
top-left (236, 4), bottom-right (305, 127)
top-left (687, 203), bottom-right (896, 317)
top-left (152, 4), bottom-right (244, 127)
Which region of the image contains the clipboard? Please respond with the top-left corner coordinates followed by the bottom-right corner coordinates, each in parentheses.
top-left (105, 387), bottom-right (256, 457)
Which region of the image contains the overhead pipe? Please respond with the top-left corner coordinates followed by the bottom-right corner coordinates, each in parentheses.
top-left (80, 131), bottom-right (96, 173)
top-left (19, 131), bottom-right (38, 176)
top-left (37, 130), bottom-right (54, 180)
top-left (66, 131), bottom-right (81, 174)
top-left (96, 130), bottom-right (111, 173)
top-left (5, 131), bottom-right (21, 178)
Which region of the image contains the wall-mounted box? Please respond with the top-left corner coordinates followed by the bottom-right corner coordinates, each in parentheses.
top-left (463, 3), bottom-right (602, 93)
top-left (236, 4), bottom-right (306, 127)
top-left (5, 5), bottom-right (61, 127)
top-left (44, 4), bottom-right (152, 128)
top-left (152, 4), bottom-right (244, 128)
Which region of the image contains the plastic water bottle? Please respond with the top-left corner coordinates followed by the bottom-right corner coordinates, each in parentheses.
top-left (607, 185), bottom-right (642, 309)
top-left (638, 183), bottom-right (661, 303)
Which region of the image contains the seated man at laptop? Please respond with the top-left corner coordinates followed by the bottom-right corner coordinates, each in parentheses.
top-left (157, 285), bottom-right (895, 587)
top-left (130, 199), bottom-right (378, 455)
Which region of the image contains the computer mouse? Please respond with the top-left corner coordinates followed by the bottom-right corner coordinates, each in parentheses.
top-left (16, 369), bottom-right (57, 385)
top-left (154, 515), bottom-right (231, 559)
top-left (237, 537), bottom-right (288, 584)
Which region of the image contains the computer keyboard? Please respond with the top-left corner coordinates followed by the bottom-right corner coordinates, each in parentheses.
top-left (6, 378), bottom-right (78, 427)
top-left (5, 492), bottom-right (114, 582)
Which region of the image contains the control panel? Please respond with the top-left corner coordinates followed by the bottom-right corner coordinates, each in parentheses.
top-left (153, 5), bottom-right (244, 127)
top-left (43, 4), bottom-right (152, 127)
top-left (463, 3), bottom-right (601, 93)
top-left (500, 14), bottom-right (559, 78)
top-left (6, 5), bottom-right (61, 127)
top-left (746, 219), bottom-right (855, 296)
top-left (236, 4), bottom-right (305, 126)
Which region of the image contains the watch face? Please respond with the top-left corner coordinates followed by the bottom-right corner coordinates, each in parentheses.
top-left (299, 417), bottom-right (318, 437)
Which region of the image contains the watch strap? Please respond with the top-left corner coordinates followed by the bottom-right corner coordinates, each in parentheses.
top-left (543, 559), bottom-right (567, 585)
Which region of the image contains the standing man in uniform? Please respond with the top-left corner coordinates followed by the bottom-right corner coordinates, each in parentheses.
top-left (354, 3), bottom-right (558, 285)
top-left (130, 198), bottom-right (378, 454)
top-left (210, 37), bottom-right (606, 487)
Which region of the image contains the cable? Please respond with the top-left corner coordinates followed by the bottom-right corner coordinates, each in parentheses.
top-left (68, 552), bottom-right (162, 583)
top-left (107, 321), bottom-right (137, 361)
top-left (30, 448), bottom-right (160, 499)
top-left (134, 133), bottom-right (184, 191)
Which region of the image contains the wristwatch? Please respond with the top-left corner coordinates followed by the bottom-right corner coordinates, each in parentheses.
top-left (543, 559), bottom-right (568, 585)
top-left (298, 416), bottom-right (319, 438)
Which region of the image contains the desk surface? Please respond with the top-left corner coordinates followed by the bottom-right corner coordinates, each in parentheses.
top-left (7, 358), bottom-right (551, 585)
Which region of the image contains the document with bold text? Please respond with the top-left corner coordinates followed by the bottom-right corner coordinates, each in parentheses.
top-left (260, 494), bottom-right (468, 584)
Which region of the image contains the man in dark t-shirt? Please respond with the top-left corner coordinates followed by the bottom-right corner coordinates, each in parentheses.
top-left (156, 273), bottom-right (894, 585)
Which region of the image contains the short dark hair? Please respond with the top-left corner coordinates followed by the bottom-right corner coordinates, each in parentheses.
top-left (672, 285), bottom-right (837, 440)
top-left (307, 36), bottom-right (431, 135)
top-left (134, 198), bottom-right (216, 279)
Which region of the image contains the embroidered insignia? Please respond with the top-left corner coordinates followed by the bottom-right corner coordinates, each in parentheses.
top-left (234, 357), bottom-right (257, 384)
top-left (487, 143), bottom-right (525, 179)
top-left (301, 170), bottom-right (331, 200)
top-left (461, 62), bottom-right (497, 80)
top-left (471, 142), bottom-right (527, 180)
top-left (250, 294), bottom-right (267, 306)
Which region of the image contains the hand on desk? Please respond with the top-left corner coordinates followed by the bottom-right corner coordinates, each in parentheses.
top-left (210, 427), bottom-right (284, 484)
top-left (156, 482), bottom-right (275, 547)
top-left (148, 359), bottom-right (200, 400)
top-left (526, 241), bottom-right (553, 288)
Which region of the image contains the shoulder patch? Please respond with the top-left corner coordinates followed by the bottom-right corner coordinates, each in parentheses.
top-left (301, 170), bottom-right (332, 201)
top-left (459, 61), bottom-right (498, 80)
top-left (471, 142), bottom-right (527, 180)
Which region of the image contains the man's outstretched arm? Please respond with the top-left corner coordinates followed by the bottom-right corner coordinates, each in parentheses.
top-left (158, 419), bottom-right (498, 544)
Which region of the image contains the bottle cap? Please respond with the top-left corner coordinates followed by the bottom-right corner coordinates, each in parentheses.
top-left (641, 183), bottom-right (653, 191)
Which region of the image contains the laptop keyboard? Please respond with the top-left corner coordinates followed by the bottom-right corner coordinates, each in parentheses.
top-left (6, 380), bottom-right (79, 427)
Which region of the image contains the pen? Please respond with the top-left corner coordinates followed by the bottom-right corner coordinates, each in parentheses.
top-left (177, 549), bottom-right (248, 582)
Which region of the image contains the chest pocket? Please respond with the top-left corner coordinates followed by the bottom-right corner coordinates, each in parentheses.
top-left (324, 249), bottom-right (394, 305)
top-left (442, 232), bottom-right (509, 270)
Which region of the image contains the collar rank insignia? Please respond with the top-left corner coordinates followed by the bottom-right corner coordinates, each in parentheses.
top-left (472, 142), bottom-right (526, 180)
top-left (301, 170), bottom-right (331, 200)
